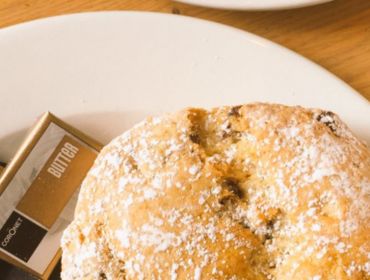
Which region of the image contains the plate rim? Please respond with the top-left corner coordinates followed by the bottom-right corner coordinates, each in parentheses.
top-left (1, 10), bottom-right (366, 104)
top-left (175, 0), bottom-right (333, 11)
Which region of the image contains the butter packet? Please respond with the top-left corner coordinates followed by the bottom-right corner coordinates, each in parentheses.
top-left (0, 112), bottom-right (102, 279)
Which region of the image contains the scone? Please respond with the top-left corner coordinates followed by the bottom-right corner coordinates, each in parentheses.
top-left (61, 103), bottom-right (370, 280)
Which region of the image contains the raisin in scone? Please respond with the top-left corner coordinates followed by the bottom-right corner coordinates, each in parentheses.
top-left (61, 103), bottom-right (370, 280)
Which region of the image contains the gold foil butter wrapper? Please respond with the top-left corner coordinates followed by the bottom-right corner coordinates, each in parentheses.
top-left (0, 113), bottom-right (102, 279)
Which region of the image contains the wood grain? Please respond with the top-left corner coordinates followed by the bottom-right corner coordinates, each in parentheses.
top-left (0, 0), bottom-right (369, 100)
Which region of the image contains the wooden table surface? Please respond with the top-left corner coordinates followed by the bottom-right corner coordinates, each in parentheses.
top-left (0, 0), bottom-right (370, 101)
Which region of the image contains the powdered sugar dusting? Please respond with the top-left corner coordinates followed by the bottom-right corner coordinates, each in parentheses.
top-left (61, 104), bottom-right (370, 280)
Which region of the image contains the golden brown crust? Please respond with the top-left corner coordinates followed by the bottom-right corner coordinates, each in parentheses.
top-left (61, 103), bottom-right (370, 280)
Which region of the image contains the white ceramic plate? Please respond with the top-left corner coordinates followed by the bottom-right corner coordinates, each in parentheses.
top-left (176, 0), bottom-right (333, 11)
top-left (0, 12), bottom-right (368, 162)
